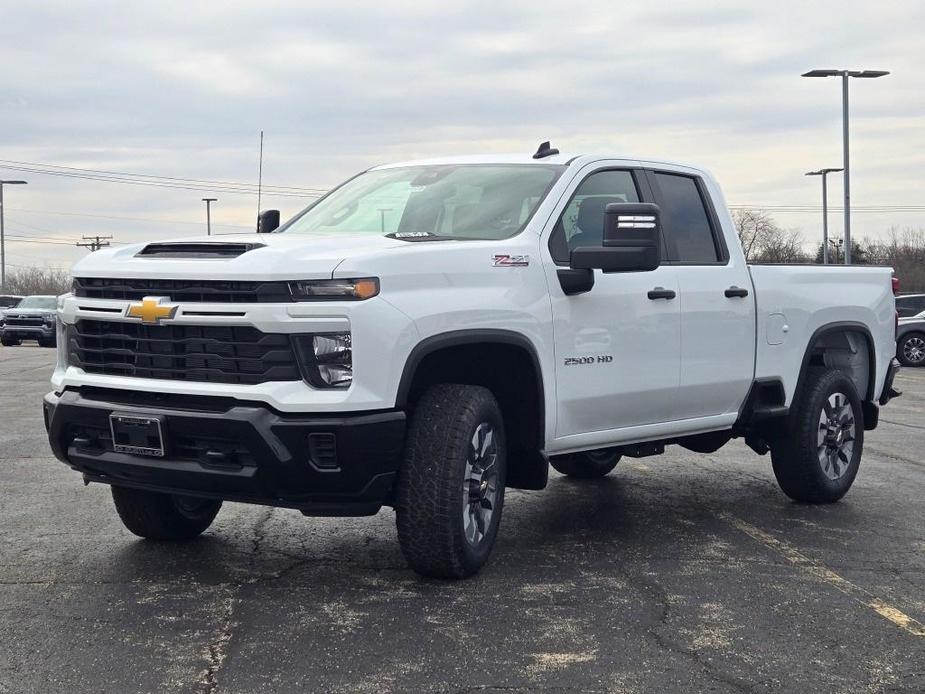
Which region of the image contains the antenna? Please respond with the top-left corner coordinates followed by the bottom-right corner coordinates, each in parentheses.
top-left (532, 141), bottom-right (560, 159)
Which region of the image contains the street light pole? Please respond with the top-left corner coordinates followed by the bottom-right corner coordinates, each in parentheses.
top-left (802, 69), bottom-right (889, 264)
top-left (805, 168), bottom-right (843, 264)
top-left (202, 198), bottom-right (218, 236)
top-left (0, 180), bottom-right (28, 290)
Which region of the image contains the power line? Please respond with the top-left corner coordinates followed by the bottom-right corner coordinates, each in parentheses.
top-left (6, 206), bottom-right (253, 229)
top-left (0, 159), bottom-right (328, 197)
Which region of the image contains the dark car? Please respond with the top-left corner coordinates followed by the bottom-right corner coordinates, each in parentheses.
top-left (0, 294), bottom-right (23, 308)
top-left (0, 295), bottom-right (58, 347)
top-left (896, 293), bottom-right (925, 318)
top-left (897, 313), bottom-right (925, 367)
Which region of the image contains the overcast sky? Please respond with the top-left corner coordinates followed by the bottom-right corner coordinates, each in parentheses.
top-left (1, 0), bottom-right (923, 270)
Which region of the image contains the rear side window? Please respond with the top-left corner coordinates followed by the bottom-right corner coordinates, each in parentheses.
top-left (654, 172), bottom-right (721, 263)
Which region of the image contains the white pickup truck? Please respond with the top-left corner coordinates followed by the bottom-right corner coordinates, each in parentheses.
top-left (44, 143), bottom-right (901, 578)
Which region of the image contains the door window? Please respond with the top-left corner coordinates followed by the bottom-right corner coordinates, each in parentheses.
top-left (548, 170), bottom-right (641, 264)
top-left (653, 172), bottom-right (722, 264)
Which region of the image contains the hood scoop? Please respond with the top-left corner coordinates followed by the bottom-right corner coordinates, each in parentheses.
top-left (136, 242), bottom-right (265, 259)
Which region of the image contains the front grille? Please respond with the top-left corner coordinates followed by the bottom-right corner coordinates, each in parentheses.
top-left (68, 320), bottom-right (302, 385)
top-left (73, 277), bottom-right (293, 303)
top-left (5, 316), bottom-right (44, 327)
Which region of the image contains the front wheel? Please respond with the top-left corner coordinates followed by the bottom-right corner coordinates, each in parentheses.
top-left (770, 368), bottom-right (864, 503)
top-left (897, 332), bottom-right (925, 367)
top-left (111, 486), bottom-right (222, 540)
top-left (1, 337), bottom-right (20, 347)
top-left (550, 449), bottom-right (621, 478)
top-left (395, 384), bottom-right (506, 579)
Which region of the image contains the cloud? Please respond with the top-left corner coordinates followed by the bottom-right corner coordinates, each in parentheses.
top-left (0, 0), bottom-right (923, 268)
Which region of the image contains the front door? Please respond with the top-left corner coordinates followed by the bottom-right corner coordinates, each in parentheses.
top-left (543, 165), bottom-right (681, 439)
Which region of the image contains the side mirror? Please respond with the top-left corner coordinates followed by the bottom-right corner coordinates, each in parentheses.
top-left (569, 202), bottom-right (661, 272)
top-left (257, 209), bottom-right (281, 233)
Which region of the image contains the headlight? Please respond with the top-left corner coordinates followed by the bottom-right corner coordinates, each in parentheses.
top-left (288, 278), bottom-right (379, 301)
top-left (293, 332), bottom-right (352, 388)
top-left (43, 314), bottom-right (55, 325)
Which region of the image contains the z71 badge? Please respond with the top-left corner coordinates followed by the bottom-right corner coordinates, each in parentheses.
top-left (492, 254), bottom-right (530, 267)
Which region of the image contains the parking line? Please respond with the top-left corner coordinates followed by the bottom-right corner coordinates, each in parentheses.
top-left (721, 513), bottom-right (925, 638)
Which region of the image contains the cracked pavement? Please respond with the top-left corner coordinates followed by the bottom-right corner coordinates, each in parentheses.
top-left (1, 346), bottom-right (924, 692)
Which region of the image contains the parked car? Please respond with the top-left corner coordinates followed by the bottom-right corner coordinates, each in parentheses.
top-left (896, 293), bottom-right (925, 318)
top-left (1, 295), bottom-right (58, 347)
top-left (44, 147), bottom-right (901, 578)
top-left (0, 294), bottom-right (23, 308)
top-left (897, 313), bottom-right (925, 366)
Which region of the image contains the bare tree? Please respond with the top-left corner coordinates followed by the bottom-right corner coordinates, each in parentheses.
top-left (758, 229), bottom-right (811, 264)
top-left (2, 267), bottom-right (72, 296)
top-left (732, 208), bottom-right (810, 264)
top-left (860, 227), bottom-right (925, 291)
top-left (732, 208), bottom-right (777, 262)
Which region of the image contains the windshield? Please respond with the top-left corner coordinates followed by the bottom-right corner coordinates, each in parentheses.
top-left (281, 165), bottom-right (563, 240)
top-left (17, 296), bottom-right (56, 310)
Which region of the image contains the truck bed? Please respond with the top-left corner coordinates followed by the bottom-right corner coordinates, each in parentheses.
top-left (748, 264), bottom-right (895, 405)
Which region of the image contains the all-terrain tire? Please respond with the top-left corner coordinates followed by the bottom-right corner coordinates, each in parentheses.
top-left (770, 368), bottom-right (864, 503)
top-left (395, 384), bottom-right (506, 579)
top-left (111, 486), bottom-right (222, 540)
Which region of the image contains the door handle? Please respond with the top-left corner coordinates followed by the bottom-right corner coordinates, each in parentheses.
top-left (724, 286), bottom-right (749, 298)
top-left (647, 287), bottom-right (676, 300)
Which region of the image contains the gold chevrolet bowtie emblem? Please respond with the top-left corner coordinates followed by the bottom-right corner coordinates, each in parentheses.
top-left (125, 296), bottom-right (178, 325)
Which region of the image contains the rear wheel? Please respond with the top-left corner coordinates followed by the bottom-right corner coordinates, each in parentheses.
top-left (770, 368), bottom-right (864, 503)
top-left (111, 486), bottom-right (222, 540)
top-left (550, 449), bottom-right (621, 478)
top-left (395, 384), bottom-right (506, 579)
top-left (897, 332), bottom-right (925, 367)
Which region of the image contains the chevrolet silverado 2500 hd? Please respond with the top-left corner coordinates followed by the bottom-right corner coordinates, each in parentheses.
top-left (44, 145), bottom-right (901, 578)
top-left (2, 294), bottom-right (58, 347)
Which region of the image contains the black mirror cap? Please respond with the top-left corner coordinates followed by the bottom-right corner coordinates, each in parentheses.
top-left (257, 209), bottom-right (281, 233)
top-left (568, 201), bottom-right (661, 272)
top-left (603, 202), bottom-right (661, 247)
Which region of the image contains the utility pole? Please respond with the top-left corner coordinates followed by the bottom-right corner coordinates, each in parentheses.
top-left (256, 130), bottom-right (264, 232)
top-left (0, 179), bottom-right (28, 290)
top-left (802, 68), bottom-right (889, 264)
top-left (76, 235), bottom-right (113, 252)
top-left (828, 238), bottom-right (844, 265)
top-left (202, 198), bottom-right (217, 236)
top-left (805, 168), bottom-right (843, 264)
top-left (378, 208), bottom-right (392, 233)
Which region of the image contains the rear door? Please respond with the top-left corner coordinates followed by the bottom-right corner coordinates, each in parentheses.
top-left (543, 164), bottom-right (681, 438)
top-left (646, 169), bottom-right (756, 419)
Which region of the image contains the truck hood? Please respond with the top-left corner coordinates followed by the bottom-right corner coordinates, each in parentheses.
top-left (1, 308), bottom-right (54, 318)
top-left (70, 233), bottom-right (409, 280)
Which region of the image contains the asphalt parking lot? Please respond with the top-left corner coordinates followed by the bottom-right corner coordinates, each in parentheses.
top-left (1, 346), bottom-right (923, 693)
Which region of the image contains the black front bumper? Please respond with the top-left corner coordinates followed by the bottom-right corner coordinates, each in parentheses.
top-left (2, 325), bottom-right (54, 340)
top-left (44, 388), bottom-right (406, 516)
